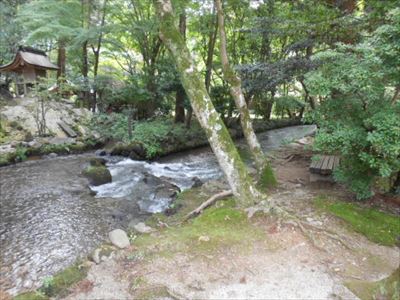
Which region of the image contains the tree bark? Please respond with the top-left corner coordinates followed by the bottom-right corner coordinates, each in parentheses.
top-left (205, 4), bottom-right (218, 93)
top-left (155, 0), bottom-right (260, 206)
top-left (57, 39), bottom-right (66, 81)
top-left (91, 0), bottom-right (107, 112)
top-left (174, 11), bottom-right (186, 123)
top-left (215, 0), bottom-right (273, 176)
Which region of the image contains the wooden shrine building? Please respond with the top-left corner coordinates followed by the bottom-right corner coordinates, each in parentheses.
top-left (0, 46), bottom-right (58, 95)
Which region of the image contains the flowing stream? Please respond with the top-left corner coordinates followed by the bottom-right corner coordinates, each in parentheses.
top-left (0, 125), bottom-right (315, 295)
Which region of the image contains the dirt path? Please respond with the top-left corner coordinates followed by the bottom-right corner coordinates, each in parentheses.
top-left (65, 142), bottom-right (400, 300)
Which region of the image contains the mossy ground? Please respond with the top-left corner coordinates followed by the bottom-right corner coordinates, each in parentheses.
top-left (345, 268), bottom-right (400, 300)
top-left (314, 196), bottom-right (400, 246)
top-left (13, 262), bottom-right (88, 300)
top-left (13, 291), bottom-right (48, 300)
top-left (39, 263), bottom-right (88, 298)
top-left (258, 164), bottom-right (278, 190)
top-left (130, 188), bottom-right (267, 260)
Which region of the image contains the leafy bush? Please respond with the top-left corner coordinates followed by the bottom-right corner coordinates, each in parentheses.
top-left (305, 10), bottom-right (400, 199)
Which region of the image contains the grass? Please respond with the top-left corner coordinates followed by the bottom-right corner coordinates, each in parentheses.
top-left (13, 262), bottom-right (89, 300)
top-left (13, 291), bottom-right (48, 300)
top-left (38, 263), bottom-right (89, 298)
top-left (346, 268), bottom-right (400, 300)
top-left (132, 192), bottom-right (266, 259)
top-left (314, 196), bottom-right (400, 246)
top-left (258, 164), bottom-right (278, 190)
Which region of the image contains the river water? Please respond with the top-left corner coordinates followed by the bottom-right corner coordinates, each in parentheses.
top-left (0, 125), bottom-right (315, 295)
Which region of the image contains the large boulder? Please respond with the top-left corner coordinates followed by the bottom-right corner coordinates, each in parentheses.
top-left (108, 229), bottom-right (130, 248)
top-left (110, 141), bottom-right (146, 159)
top-left (82, 165), bottom-right (111, 186)
top-left (89, 157), bottom-right (107, 167)
top-left (137, 172), bottom-right (180, 213)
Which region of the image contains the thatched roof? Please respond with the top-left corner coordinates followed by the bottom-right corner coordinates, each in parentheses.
top-left (0, 46), bottom-right (59, 72)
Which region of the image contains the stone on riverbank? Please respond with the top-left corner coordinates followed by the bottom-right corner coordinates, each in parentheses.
top-left (108, 229), bottom-right (130, 248)
top-left (133, 222), bottom-right (155, 234)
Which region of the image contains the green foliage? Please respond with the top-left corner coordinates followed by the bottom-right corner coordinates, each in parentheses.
top-left (315, 196), bottom-right (400, 246)
top-left (306, 11), bottom-right (400, 199)
top-left (274, 95), bottom-right (305, 117)
top-left (38, 263), bottom-right (88, 297)
top-left (131, 121), bottom-right (170, 158)
top-left (14, 146), bottom-right (28, 162)
top-left (91, 115), bottom-right (206, 159)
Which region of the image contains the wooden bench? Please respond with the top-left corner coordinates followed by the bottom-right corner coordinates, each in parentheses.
top-left (309, 155), bottom-right (340, 182)
top-left (58, 120), bottom-right (78, 138)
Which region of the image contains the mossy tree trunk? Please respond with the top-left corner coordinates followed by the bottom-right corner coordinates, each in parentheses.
top-left (154, 0), bottom-right (261, 206)
top-left (214, 0), bottom-right (276, 184)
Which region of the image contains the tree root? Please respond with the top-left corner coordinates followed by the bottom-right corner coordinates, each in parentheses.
top-left (183, 190), bottom-right (355, 252)
top-left (274, 206), bottom-right (355, 252)
top-left (183, 190), bottom-right (233, 221)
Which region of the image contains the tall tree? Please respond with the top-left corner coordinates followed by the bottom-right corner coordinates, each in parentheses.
top-left (215, 0), bottom-right (275, 181)
top-left (155, 0), bottom-right (261, 206)
top-left (174, 10), bottom-right (186, 123)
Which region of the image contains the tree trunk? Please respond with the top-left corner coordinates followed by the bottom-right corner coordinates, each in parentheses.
top-left (215, 0), bottom-right (273, 177)
top-left (205, 4), bottom-right (218, 93)
top-left (91, 0), bottom-right (107, 112)
top-left (175, 86), bottom-right (186, 123)
top-left (185, 106), bottom-right (193, 128)
top-left (155, 0), bottom-right (260, 206)
top-left (57, 40), bottom-right (66, 81)
top-left (174, 11), bottom-right (186, 123)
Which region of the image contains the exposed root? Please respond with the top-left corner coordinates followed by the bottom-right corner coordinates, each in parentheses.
top-left (184, 190), bottom-right (355, 252)
top-left (183, 190), bottom-right (233, 221)
top-left (274, 206), bottom-right (355, 252)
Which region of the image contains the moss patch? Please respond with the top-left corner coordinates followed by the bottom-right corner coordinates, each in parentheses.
top-left (13, 291), bottom-right (48, 300)
top-left (314, 196), bottom-right (400, 246)
top-left (345, 268), bottom-right (400, 300)
top-left (38, 263), bottom-right (89, 298)
top-left (258, 165), bottom-right (277, 190)
top-left (82, 165), bottom-right (111, 186)
top-left (134, 285), bottom-right (174, 300)
top-left (134, 200), bottom-right (265, 259)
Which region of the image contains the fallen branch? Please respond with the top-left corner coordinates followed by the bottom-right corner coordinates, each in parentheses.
top-left (184, 190), bottom-right (233, 221)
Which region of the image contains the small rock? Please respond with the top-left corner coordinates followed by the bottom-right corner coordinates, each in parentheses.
top-left (198, 235), bottom-right (210, 242)
top-left (109, 229), bottom-right (130, 248)
top-left (10, 141), bottom-right (19, 148)
top-left (23, 279), bottom-right (33, 289)
top-left (133, 222), bottom-right (154, 234)
top-left (191, 176), bottom-right (203, 188)
top-left (95, 149), bottom-right (107, 156)
top-left (28, 141), bottom-right (42, 149)
top-left (48, 152), bottom-right (58, 158)
top-left (92, 248), bottom-right (101, 264)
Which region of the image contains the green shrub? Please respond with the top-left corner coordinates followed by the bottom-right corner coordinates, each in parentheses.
top-left (305, 10), bottom-right (400, 199)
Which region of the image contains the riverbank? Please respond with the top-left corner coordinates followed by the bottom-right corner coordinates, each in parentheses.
top-left (0, 117), bottom-right (301, 167)
top-left (9, 139), bottom-right (400, 300)
top-left (0, 125), bottom-right (313, 297)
